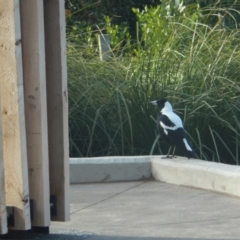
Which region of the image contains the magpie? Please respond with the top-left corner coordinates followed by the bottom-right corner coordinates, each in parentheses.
top-left (151, 98), bottom-right (197, 159)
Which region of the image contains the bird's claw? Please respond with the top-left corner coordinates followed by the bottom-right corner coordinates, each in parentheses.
top-left (161, 155), bottom-right (177, 159)
top-left (161, 156), bottom-right (172, 159)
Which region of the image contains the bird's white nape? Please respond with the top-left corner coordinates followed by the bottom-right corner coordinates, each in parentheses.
top-left (161, 101), bottom-right (173, 113)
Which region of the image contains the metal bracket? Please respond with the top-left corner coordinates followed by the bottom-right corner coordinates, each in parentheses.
top-left (6, 207), bottom-right (14, 227)
top-left (6, 199), bottom-right (33, 228)
top-left (50, 195), bottom-right (57, 216)
top-left (30, 199), bottom-right (34, 220)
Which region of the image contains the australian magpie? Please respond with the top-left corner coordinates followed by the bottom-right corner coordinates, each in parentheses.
top-left (151, 98), bottom-right (197, 159)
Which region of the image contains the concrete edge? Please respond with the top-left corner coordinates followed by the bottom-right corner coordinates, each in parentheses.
top-left (69, 156), bottom-right (240, 197)
top-left (151, 156), bottom-right (240, 197)
top-left (70, 156), bottom-right (152, 183)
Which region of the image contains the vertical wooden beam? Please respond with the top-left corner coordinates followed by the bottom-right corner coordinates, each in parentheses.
top-left (0, 0), bottom-right (31, 230)
top-left (20, 0), bottom-right (50, 227)
top-left (0, 92), bottom-right (7, 234)
top-left (44, 0), bottom-right (70, 221)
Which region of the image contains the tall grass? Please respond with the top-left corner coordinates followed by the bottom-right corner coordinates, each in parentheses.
top-left (68, 4), bottom-right (240, 165)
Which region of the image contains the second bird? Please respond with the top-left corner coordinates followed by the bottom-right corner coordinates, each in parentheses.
top-left (151, 98), bottom-right (197, 159)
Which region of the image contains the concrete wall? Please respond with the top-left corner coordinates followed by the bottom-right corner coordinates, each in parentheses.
top-left (70, 156), bottom-right (151, 183)
top-left (70, 156), bottom-right (240, 198)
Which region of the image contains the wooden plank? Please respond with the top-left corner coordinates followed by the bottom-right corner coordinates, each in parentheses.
top-left (44, 0), bottom-right (70, 221)
top-left (0, 0), bottom-right (31, 230)
top-left (98, 34), bottom-right (111, 61)
top-left (0, 90), bottom-right (7, 234)
top-left (20, 0), bottom-right (50, 227)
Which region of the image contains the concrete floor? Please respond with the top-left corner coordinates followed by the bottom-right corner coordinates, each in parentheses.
top-left (48, 180), bottom-right (240, 240)
top-left (1, 180), bottom-right (239, 239)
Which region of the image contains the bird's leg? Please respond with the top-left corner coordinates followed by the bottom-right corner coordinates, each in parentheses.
top-left (171, 146), bottom-right (177, 158)
top-left (162, 146), bottom-right (172, 159)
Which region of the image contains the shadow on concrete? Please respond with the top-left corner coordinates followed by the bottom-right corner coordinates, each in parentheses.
top-left (0, 232), bottom-right (234, 240)
top-left (0, 232), bottom-right (90, 240)
top-left (87, 236), bottom-right (236, 240)
top-left (17, 233), bottom-right (237, 240)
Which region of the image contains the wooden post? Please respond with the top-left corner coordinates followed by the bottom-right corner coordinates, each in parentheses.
top-left (0, 91), bottom-right (7, 234)
top-left (44, 0), bottom-right (70, 221)
top-left (98, 34), bottom-right (111, 61)
top-left (20, 0), bottom-right (50, 228)
top-left (0, 0), bottom-right (31, 230)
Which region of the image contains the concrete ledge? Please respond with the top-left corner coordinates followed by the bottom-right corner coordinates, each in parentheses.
top-left (151, 156), bottom-right (240, 197)
top-left (69, 155), bottom-right (240, 198)
top-left (70, 156), bottom-right (151, 183)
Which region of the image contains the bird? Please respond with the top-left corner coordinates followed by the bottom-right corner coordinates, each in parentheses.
top-left (151, 98), bottom-right (197, 159)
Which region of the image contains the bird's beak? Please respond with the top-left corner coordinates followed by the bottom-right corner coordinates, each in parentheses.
top-left (150, 100), bottom-right (158, 105)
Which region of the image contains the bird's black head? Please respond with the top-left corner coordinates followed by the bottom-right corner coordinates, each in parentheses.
top-left (150, 98), bottom-right (168, 110)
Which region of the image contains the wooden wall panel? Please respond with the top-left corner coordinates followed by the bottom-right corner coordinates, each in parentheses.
top-left (20, 0), bottom-right (50, 227)
top-left (44, 0), bottom-right (70, 221)
top-left (0, 90), bottom-right (7, 234)
top-left (0, 0), bottom-right (31, 230)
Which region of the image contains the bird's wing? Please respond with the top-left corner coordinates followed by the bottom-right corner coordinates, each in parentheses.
top-left (167, 128), bottom-right (194, 156)
top-left (159, 113), bottom-right (195, 158)
top-left (159, 113), bottom-right (186, 141)
top-left (159, 114), bottom-right (178, 129)
top-left (157, 114), bottom-right (172, 145)
top-left (163, 112), bottom-right (183, 128)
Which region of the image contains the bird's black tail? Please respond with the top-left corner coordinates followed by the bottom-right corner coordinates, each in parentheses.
top-left (186, 150), bottom-right (198, 159)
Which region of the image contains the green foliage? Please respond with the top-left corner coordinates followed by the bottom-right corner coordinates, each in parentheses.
top-left (104, 16), bottom-right (132, 56)
top-left (65, 0), bottom-right (159, 54)
top-left (67, 1), bottom-right (240, 164)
